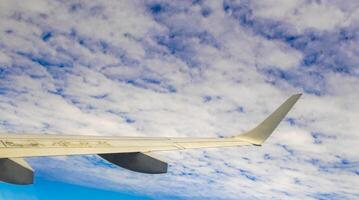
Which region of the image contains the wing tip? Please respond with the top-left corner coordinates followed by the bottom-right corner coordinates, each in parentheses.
top-left (292, 93), bottom-right (302, 100)
top-left (232, 93), bottom-right (302, 145)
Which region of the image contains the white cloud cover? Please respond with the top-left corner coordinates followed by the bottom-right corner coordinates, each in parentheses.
top-left (0, 0), bottom-right (358, 199)
top-left (252, 0), bottom-right (355, 32)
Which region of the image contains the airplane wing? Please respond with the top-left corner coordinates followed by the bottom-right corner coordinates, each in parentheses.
top-left (0, 94), bottom-right (301, 185)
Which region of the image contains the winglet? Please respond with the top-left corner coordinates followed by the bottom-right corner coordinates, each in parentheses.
top-left (234, 94), bottom-right (302, 145)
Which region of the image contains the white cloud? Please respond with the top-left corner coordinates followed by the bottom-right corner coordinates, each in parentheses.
top-left (0, 0), bottom-right (358, 199)
top-left (253, 0), bottom-right (352, 32)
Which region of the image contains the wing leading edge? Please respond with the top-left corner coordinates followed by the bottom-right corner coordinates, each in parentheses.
top-left (0, 94), bottom-right (301, 184)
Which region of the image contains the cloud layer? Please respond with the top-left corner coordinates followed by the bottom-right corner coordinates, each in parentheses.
top-left (0, 0), bottom-right (358, 199)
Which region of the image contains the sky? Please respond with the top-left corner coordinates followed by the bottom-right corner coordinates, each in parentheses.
top-left (0, 0), bottom-right (358, 199)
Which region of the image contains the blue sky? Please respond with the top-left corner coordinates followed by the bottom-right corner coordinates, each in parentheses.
top-left (0, 0), bottom-right (358, 199)
top-left (0, 176), bottom-right (153, 200)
